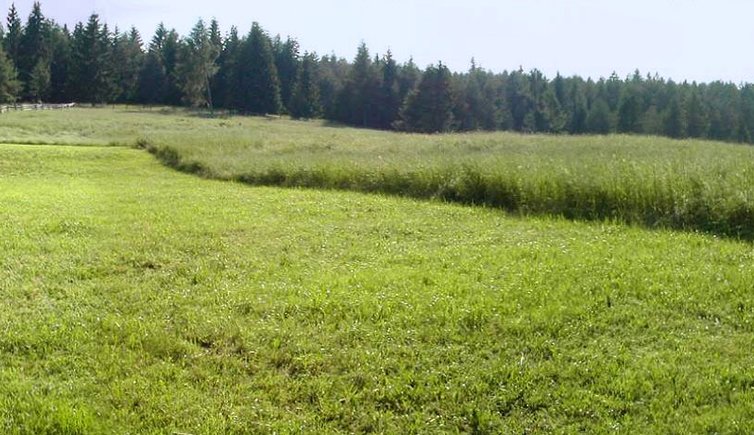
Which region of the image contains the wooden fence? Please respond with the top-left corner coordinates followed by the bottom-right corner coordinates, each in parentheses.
top-left (0, 103), bottom-right (76, 113)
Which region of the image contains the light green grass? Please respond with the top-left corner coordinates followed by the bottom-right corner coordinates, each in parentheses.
top-left (4, 106), bottom-right (754, 238)
top-left (3, 143), bottom-right (754, 433)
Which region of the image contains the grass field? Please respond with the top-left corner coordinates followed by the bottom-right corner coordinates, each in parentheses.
top-left (3, 108), bottom-right (754, 432)
top-left (5, 106), bottom-right (754, 239)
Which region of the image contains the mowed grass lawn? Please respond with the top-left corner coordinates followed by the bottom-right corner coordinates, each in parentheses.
top-left (2, 141), bottom-right (754, 433)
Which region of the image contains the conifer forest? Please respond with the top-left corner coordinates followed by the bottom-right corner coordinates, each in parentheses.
top-left (0, 2), bottom-right (753, 142)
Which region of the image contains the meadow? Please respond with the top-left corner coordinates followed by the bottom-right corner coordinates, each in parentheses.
top-left (4, 107), bottom-right (754, 239)
top-left (2, 108), bottom-right (754, 432)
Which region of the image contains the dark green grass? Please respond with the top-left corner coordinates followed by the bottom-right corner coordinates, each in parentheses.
top-left (3, 144), bottom-right (754, 432)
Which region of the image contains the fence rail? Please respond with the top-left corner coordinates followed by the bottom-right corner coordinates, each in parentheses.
top-left (0, 103), bottom-right (76, 113)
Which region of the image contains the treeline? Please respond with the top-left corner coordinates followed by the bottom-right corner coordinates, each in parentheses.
top-left (1, 2), bottom-right (754, 143)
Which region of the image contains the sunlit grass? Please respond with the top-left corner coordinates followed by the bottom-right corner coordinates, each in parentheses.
top-left (4, 106), bottom-right (754, 238)
top-left (2, 143), bottom-right (754, 432)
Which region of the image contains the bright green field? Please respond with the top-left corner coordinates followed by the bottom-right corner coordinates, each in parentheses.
top-left (4, 107), bottom-right (754, 239)
top-left (2, 109), bottom-right (754, 433)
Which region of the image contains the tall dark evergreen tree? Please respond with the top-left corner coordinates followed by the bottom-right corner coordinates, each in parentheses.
top-left (377, 50), bottom-right (401, 129)
top-left (398, 63), bottom-right (456, 133)
top-left (212, 26), bottom-right (241, 109)
top-left (316, 53), bottom-right (348, 119)
top-left (273, 35), bottom-right (299, 111)
top-left (4, 4), bottom-right (21, 68)
top-left (19, 1), bottom-right (51, 101)
top-left (587, 98), bottom-right (612, 134)
top-left (617, 88), bottom-right (642, 133)
top-left (236, 22), bottom-right (281, 114)
top-left (47, 23), bottom-right (71, 102)
top-left (289, 52), bottom-right (320, 119)
top-left (112, 27), bottom-right (143, 103)
top-left (136, 50), bottom-right (166, 105)
top-left (506, 68), bottom-right (534, 131)
top-left (335, 42), bottom-right (380, 127)
top-left (664, 94), bottom-right (686, 139)
top-left (685, 88), bottom-right (707, 138)
top-left (177, 19), bottom-right (219, 108)
top-left (567, 79), bottom-right (588, 134)
top-left (69, 14), bottom-right (115, 104)
top-left (0, 42), bottom-right (20, 102)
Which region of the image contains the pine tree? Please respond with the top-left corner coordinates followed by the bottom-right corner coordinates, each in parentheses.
top-left (0, 42), bottom-right (20, 102)
top-left (738, 85), bottom-right (754, 144)
top-left (69, 14), bottom-right (115, 104)
top-left (459, 59), bottom-right (484, 131)
top-left (335, 42), bottom-right (380, 127)
top-left (377, 50), bottom-right (401, 129)
top-left (160, 28), bottom-right (182, 105)
top-left (289, 52), bottom-right (320, 119)
top-left (273, 35), bottom-right (300, 112)
top-left (48, 24), bottom-right (71, 102)
top-left (4, 4), bottom-right (21, 68)
top-left (208, 19), bottom-right (222, 50)
top-left (316, 53), bottom-right (349, 119)
top-left (112, 27), bottom-right (144, 103)
top-left (236, 22), bottom-right (281, 114)
top-left (587, 98), bottom-right (612, 134)
top-left (685, 88), bottom-right (707, 138)
top-left (212, 26), bottom-right (241, 109)
top-left (136, 50), bottom-right (166, 105)
top-left (19, 1), bottom-right (51, 100)
top-left (177, 19), bottom-right (219, 108)
top-left (397, 57), bottom-right (420, 103)
top-left (567, 80), bottom-right (588, 134)
top-left (506, 68), bottom-right (534, 131)
top-left (149, 24), bottom-right (181, 105)
top-left (398, 63), bottom-right (456, 133)
top-left (617, 89), bottom-right (642, 133)
top-left (664, 95), bottom-right (686, 139)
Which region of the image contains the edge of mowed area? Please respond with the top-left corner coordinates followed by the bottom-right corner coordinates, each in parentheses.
top-left (141, 112), bottom-right (754, 241)
top-left (4, 107), bottom-right (754, 240)
top-left (3, 142), bottom-right (754, 432)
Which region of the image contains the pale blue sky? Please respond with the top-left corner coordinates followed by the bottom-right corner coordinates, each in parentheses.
top-left (5, 0), bottom-right (754, 83)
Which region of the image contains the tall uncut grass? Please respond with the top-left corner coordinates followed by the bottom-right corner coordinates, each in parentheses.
top-left (2, 107), bottom-right (754, 239)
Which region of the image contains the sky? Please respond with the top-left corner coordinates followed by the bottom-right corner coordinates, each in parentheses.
top-left (5, 0), bottom-right (754, 84)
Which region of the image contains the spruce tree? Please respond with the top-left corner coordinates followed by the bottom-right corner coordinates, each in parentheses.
top-left (316, 54), bottom-right (349, 119)
top-left (398, 63), bottom-right (456, 133)
top-left (587, 98), bottom-right (612, 134)
top-left (212, 26), bottom-right (241, 109)
top-left (48, 24), bottom-right (71, 103)
top-left (236, 22), bottom-right (281, 114)
top-left (685, 89), bottom-right (707, 138)
top-left (0, 42), bottom-right (20, 102)
top-left (617, 90), bottom-right (642, 133)
top-left (4, 4), bottom-right (21, 68)
top-left (377, 50), bottom-right (401, 129)
top-left (136, 50), bottom-right (166, 105)
top-left (397, 57), bottom-right (420, 103)
top-left (506, 68), bottom-right (534, 131)
top-left (160, 29), bottom-right (182, 106)
top-left (177, 19), bottom-right (219, 108)
top-left (112, 27), bottom-right (144, 103)
top-left (289, 52), bottom-right (320, 119)
top-left (273, 35), bottom-right (300, 111)
top-left (567, 81), bottom-right (588, 134)
top-left (335, 42), bottom-right (380, 127)
top-left (69, 14), bottom-right (115, 104)
top-left (664, 95), bottom-right (686, 139)
top-left (19, 1), bottom-right (50, 100)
